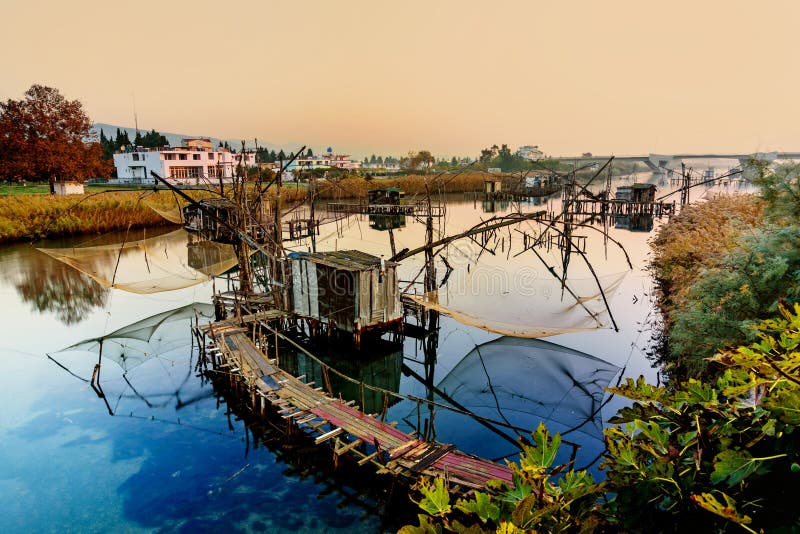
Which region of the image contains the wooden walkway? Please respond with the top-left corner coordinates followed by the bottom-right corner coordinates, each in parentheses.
top-left (570, 198), bottom-right (676, 216)
top-left (325, 202), bottom-right (445, 218)
top-left (196, 314), bottom-right (513, 492)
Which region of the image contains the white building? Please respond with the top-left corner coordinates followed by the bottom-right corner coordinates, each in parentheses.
top-left (52, 181), bottom-right (85, 195)
top-left (113, 138), bottom-right (257, 185)
top-left (517, 145), bottom-right (545, 161)
top-left (287, 150), bottom-right (361, 173)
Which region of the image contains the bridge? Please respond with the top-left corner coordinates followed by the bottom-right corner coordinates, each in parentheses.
top-left (553, 151), bottom-right (800, 178)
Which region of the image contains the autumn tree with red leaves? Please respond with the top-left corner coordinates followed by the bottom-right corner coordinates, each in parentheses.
top-left (0, 85), bottom-right (111, 185)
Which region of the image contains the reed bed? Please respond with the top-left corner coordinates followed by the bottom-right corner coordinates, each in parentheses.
top-left (0, 191), bottom-right (177, 242)
top-left (0, 185), bottom-right (310, 243)
top-left (313, 172), bottom-right (494, 200)
top-left (650, 194), bottom-right (763, 314)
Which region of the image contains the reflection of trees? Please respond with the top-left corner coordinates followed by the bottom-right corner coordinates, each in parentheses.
top-left (10, 249), bottom-right (108, 325)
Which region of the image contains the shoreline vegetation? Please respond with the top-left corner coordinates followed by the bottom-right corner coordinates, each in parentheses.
top-left (0, 173), bottom-right (510, 243)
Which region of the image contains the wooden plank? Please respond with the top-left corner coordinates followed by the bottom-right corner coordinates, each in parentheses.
top-left (335, 438), bottom-right (364, 455)
top-left (357, 451), bottom-right (379, 466)
top-left (411, 444), bottom-right (455, 474)
top-left (315, 427), bottom-right (344, 444)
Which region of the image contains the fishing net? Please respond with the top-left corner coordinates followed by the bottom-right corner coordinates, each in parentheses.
top-left (38, 229), bottom-right (239, 294)
top-left (414, 336), bottom-right (620, 468)
top-left (141, 198), bottom-right (185, 224)
top-left (405, 271), bottom-right (627, 338)
top-left (50, 303), bottom-right (214, 372)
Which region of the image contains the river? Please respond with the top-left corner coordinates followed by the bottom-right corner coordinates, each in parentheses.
top-left (0, 173), bottom-right (752, 532)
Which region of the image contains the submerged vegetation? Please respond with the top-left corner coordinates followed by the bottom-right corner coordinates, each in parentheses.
top-left (402, 164), bottom-right (800, 532)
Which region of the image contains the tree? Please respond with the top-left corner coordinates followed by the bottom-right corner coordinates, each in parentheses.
top-left (0, 85), bottom-right (111, 183)
top-left (305, 148), bottom-right (313, 157)
top-left (408, 150), bottom-right (435, 171)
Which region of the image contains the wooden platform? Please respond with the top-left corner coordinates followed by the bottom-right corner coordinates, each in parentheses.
top-left (325, 202), bottom-right (445, 217)
top-left (569, 198), bottom-right (675, 216)
top-left (196, 314), bottom-right (513, 493)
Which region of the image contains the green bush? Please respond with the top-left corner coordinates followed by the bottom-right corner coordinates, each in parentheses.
top-left (402, 306), bottom-right (800, 533)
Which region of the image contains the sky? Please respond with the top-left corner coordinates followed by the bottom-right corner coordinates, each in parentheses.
top-left (1, 0), bottom-right (798, 159)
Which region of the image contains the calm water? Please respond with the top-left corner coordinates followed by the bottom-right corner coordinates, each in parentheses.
top-left (0, 173), bottom-right (753, 532)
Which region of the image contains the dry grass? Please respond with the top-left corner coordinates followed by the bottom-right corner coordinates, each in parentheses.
top-left (650, 194), bottom-right (764, 314)
top-left (0, 185), bottom-right (312, 243)
top-left (0, 190), bottom-right (179, 242)
top-left (314, 172), bottom-right (495, 200)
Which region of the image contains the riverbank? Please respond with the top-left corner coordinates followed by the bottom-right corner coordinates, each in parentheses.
top-left (0, 186), bottom-right (309, 243)
top-left (650, 194), bottom-right (765, 378)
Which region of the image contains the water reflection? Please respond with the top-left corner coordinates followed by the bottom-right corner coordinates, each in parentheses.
top-left (368, 214), bottom-right (406, 231)
top-left (614, 213), bottom-right (654, 232)
top-left (423, 337), bottom-right (619, 470)
top-left (281, 339), bottom-right (403, 415)
top-left (0, 245), bottom-right (108, 325)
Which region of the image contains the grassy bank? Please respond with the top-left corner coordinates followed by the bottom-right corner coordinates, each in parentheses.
top-left (0, 186), bottom-right (307, 243)
top-left (0, 190), bottom-right (181, 242)
top-left (651, 165), bottom-right (800, 379)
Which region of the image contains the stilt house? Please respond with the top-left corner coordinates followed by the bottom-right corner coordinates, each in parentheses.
top-left (289, 250), bottom-right (402, 340)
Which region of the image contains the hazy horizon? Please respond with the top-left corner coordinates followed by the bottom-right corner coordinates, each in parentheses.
top-left (2, 0), bottom-right (798, 159)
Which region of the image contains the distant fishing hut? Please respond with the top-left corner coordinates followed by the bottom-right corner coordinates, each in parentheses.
top-left (183, 198), bottom-right (239, 243)
top-left (484, 178), bottom-right (503, 195)
top-left (289, 250), bottom-right (402, 346)
top-left (184, 198), bottom-right (271, 244)
top-left (368, 188), bottom-right (404, 205)
top-left (615, 183), bottom-right (656, 203)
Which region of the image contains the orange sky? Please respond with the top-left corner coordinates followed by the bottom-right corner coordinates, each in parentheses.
top-left (1, 0), bottom-right (798, 158)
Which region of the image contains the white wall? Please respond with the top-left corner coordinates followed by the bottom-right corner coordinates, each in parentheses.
top-left (113, 149), bottom-right (258, 185)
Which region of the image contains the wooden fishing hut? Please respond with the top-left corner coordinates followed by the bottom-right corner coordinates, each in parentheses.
top-left (289, 250), bottom-right (402, 346)
top-left (615, 183), bottom-right (656, 203)
top-left (484, 178), bottom-right (503, 195)
top-left (184, 198), bottom-right (273, 244)
top-left (184, 198), bottom-right (239, 243)
top-left (368, 188), bottom-right (404, 205)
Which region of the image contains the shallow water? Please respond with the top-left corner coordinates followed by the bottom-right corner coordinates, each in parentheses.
top-left (0, 174), bottom-right (754, 532)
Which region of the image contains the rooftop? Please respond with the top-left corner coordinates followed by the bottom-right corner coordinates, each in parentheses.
top-left (288, 250), bottom-right (395, 271)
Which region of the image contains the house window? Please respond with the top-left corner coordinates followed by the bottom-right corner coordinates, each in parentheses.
top-left (132, 153), bottom-right (140, 161)
top-left (208, 153), bottom-right (215, 160)
top-left (193, 154), bottom-right (201, 160)
top-left (179, 154), bottom-right (188, 160)
top-left (169, 166), bottom-right (202, 179)
top-left (164, 153), bottom-right (176, 160)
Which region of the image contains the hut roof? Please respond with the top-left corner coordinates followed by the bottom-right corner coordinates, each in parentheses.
top-left (369, 187), bottom-right (403, 194)
top-left (289, 250), bottom-right (396, 271)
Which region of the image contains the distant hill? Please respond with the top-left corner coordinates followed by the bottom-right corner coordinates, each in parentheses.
top-left (92, 122), bottom-right (310, 154)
